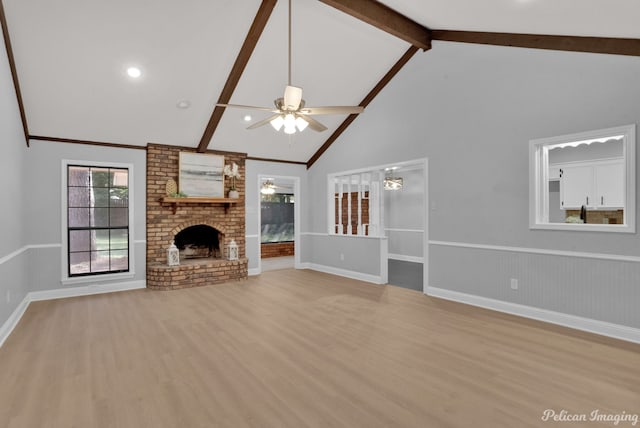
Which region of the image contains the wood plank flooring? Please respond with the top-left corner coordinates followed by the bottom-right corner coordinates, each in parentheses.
top-left (0, 269), bottom-right (639, 427)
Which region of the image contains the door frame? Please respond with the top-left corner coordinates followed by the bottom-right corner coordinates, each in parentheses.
top-left (256, 174), bottom-right (301, 274)
top-left (381, 157), bottom-right (429, 292)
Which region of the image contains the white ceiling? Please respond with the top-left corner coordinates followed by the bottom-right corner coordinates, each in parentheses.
top-left (4, 0), bottom-right (640, 163)
top-left (383, 0), bottom-right (640, 38)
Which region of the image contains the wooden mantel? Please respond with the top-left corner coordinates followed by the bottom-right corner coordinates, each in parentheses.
top-left (160, 197), bottom-right (240, 214)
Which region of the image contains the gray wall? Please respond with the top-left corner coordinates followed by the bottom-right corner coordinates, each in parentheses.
top-left (0, 27), bottom-right (28, 328)
top-left (303, 234), bottom-right (386, 280)
top-left (307, 41), bottom-right (640, 328)
top-left (23, 141), bottom-right (147, 291)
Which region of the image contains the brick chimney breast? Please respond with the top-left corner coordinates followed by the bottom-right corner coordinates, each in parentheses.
top-left (146, 144), bottom-right (248, 290)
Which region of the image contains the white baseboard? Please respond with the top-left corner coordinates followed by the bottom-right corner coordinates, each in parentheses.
top-left (0, 280), bottom-right (146, 348)
top-left (0, 294), bottom-right (31, 348)
top-left (248, 268), bottom-right (261, 276)
top-left (301, 263), bottom-right (383, 284)
top-left (426, 286), bottom-right (640, 344)
top-left (29, 280), bottom-right (146, 302)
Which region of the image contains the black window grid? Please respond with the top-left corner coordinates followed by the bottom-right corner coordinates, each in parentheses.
top-left (67, 166), bottom-right (130, 277)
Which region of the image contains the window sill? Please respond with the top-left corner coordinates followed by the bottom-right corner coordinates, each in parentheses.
top-left (61, 271), bottom-right (136, 286)
top-left (529, 223), bottom-right (634, 233)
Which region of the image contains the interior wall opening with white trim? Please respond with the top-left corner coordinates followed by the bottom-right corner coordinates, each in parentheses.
top-left (257, 175), bottom-right (300, 273)
top-left (326, 158), bottom-right (428, 290)
top-left (384, 162), bottom-right (426, 291)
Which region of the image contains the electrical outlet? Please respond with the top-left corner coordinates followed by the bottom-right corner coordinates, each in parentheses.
top-left (340, 253), bottom-right (345, 261)
top-left (5, 290), bottom-right (10, 303)
top-left (510, 278), bottom-right (518, 290)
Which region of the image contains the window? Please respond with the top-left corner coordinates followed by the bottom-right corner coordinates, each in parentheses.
top-left (66, 165), bottom-right (130, 276)
top-left (529, 124), bottom-right (636, 233)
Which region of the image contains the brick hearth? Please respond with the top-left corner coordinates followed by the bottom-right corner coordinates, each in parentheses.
top-left (146, 144), bottom-right (248, 290)
top-left (147, 258), bottom-right (247, 290)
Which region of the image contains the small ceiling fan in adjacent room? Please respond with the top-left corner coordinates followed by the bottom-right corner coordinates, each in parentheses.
top-left (260, 179), bottom-right (292, 195)
top-left (217, 0), bottom-right (364, 134)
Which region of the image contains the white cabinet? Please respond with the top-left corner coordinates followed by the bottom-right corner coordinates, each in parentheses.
top-left (560, 165), bottom-right (593, 208)
top-left (594, 163), bottom-right (624, 208)
top-left (559, 160), bottom-right (624, 210)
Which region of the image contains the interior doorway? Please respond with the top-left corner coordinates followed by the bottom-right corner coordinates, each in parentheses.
top-left (257, 175), bottom-right (300, 273)
top-left (383, 160), bottom-right (427, 292)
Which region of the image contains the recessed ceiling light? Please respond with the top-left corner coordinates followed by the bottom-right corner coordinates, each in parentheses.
top-left (243, 114), bottom-right (252, 122)
top-left (127, 67), bottom-right (142, 78)
top-left (176, 100), bottom-right (191, 109)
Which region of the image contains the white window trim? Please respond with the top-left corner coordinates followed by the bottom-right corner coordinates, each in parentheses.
top-left (529, 124), bottom-right (636, 233)
top-left (61, 159), bottom-right (136, 285)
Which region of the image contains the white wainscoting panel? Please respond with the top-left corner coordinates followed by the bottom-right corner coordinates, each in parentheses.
top-left (429, 241), bottom-right (640, 339)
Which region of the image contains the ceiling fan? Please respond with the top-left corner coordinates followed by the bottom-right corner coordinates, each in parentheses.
top-left (217, 0), bottom-right (364, 134)
top-left (260, 179), bottom-right (292, 194)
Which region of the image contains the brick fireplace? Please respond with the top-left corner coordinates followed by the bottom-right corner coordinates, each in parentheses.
top-left (146, 144), bottom-right (248, 290)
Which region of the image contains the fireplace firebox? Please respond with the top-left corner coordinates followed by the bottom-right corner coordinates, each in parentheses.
top-left (174, 224), bottom-right (222, 259)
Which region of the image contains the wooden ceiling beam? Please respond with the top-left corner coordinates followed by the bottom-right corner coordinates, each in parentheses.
top-left (29, 135), bottom-right (146, 151)
top-left (306, 46), bottom-right (419, 169)
top-left (319, 0), bottom-right (431, 50)
top-left (246, 156), bottom-right (306, 165)
top-left (431, 30), bottom-right (640, 57)
top-left (196, 0), bottom-right (277, 153)
top-left (0, 0), bottom-right (29, 146)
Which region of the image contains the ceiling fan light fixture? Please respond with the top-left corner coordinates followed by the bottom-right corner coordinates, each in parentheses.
top-left (295, 116), bottom-right (308, 132)
top-left (384, 167), bottom-right (403, 190)
top-left (283, 113), bottom-right (297, 134)
top-left (270, 115), bottom-right (285, 131)
top-left (283, 113), bottom-right (296, 128)
top-left (384, 177), bottom-right (403, 191)
top-left (261, 180), bottom-right (276, 195)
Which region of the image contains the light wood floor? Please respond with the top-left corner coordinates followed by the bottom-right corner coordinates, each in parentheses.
top-left (1, 269), bottom-right (639, 428)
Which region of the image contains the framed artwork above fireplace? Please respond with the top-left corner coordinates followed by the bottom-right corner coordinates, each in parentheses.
top-left (179, 152), bottom-right (224, 197)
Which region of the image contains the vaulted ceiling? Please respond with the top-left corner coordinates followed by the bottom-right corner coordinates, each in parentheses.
top-left (3, 0), bottom-right (640, 166)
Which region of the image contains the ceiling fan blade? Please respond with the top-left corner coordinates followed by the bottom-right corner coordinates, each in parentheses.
top-left (283, 85), bottom-right (303, 110)
top-left (298, 114), bottom-right (327, 132)
top-left (217, 103), bottom-right (277, 112)
top-left (299, 106), bottom-right (364, 115)
top-left (247, 114), bottom-right (282, 130)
